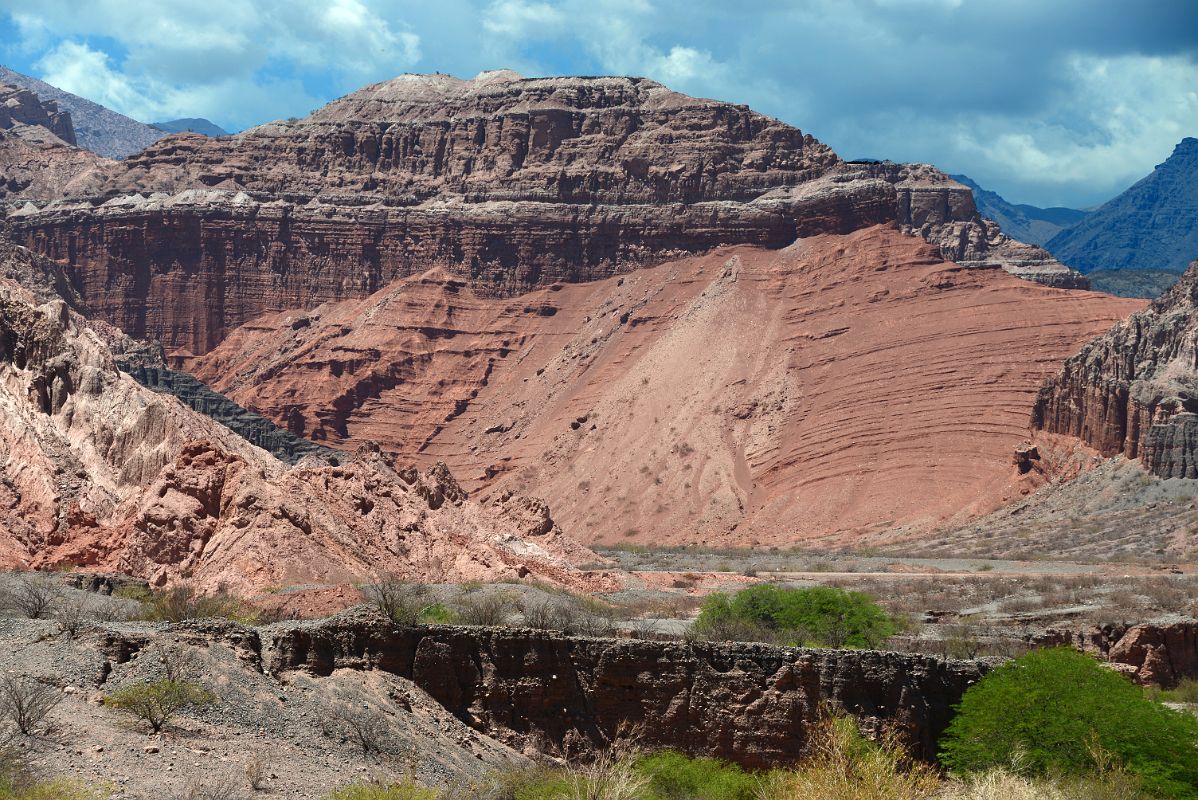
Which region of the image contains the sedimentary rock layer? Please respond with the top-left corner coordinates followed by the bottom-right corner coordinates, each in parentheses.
top-left (6, 72), bottom-right (1083, 357)
top-left (1034, 259), bottom-right (1198, 478)
top-left (0, 82), bottom-right (75, 144)
top-left (268, 606), bottom-right (989, 766)
top-left (0, 238), bottom-right (602, 590)
top-left (194, 225), bottom-right (1141, 545)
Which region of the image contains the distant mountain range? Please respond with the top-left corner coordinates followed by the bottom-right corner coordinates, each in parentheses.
top-left (152, 118), bottom-right (229, 137)
top-left (955, 137), bottom-right (1197, 297)
top-left (950, 174), bottom-right (1087, 246)
top-left (0, 65), bottom-right (165, 158)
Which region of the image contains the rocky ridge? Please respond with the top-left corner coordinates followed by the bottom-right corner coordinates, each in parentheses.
top-left (0, 237), bottom-right (602, 591)
top-left (6, 71), bottom-right (1084, 358)
top-left (949, 174), bottom-right (1086, 247)
top-left (0, 82), bottom-right (75, 144)
top-left (1034, 258), bottom-right (1198, 478)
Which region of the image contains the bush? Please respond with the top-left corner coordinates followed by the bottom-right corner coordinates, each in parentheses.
top-left (693, 585), bottom-right (895, 648)
top-left (758, 714), bottom-right (939, 800)
top-left (0, 573), bottom-right (60, 619)
top-left (323, 777), bottom-right (438, 800)
top-left (0, 745), bottom-right (109, 799)
top-left (635, 751), bottom-right (756, 800)
top-left (322, 696), bottom-right (401, 757)
top-left (104, 679), bottom-right (217, 733)
top-left (939, 648), bottom-right (1198, 798)
top-left (452, 591), bottom-right (516, 626)
top-left (0, 675), bottom-right (61, 736)
top-left (364, 576), bottom-right (432, 625)
top-left (1160, 677), bottom-right (1198, 703)
top-left (136, 583), bottom-right (258, 623)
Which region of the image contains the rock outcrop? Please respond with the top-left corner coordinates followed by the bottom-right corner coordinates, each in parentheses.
top-left (0, 83), bottom-right (75, 144)
top-left (192, 225), bottom-right (1141, 545)
top-left (1046, 137), bottom-right (1198, 274)
top-left (0, 66), bottom-right (165, 158)
top-left (0, 237), bottom-right (603, 591)
top-left (1041, 619), bottom-right (1198, 688)
top-left (6, 71), bottom-right (1082, 358)
top-left (1033, 259), bottom-right (1198, 478)
top-left (268, 607), bottom-right (990, 766)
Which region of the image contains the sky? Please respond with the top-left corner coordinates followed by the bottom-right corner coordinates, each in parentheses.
top-left (1, 0), bottom-right (1195, 208)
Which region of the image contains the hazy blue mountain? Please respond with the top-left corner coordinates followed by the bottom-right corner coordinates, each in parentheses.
top-left (151, 118), bottom-right (230, 137)
top-left (951, 174), bottom-right (1087, 246)
top-left (1045, 138), bottom-right (1198, 274)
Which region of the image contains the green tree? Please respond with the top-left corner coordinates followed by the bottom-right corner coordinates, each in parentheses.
top-left (104, 679), bottom-right (217, 733)
top-left (693, 585), bottom-right (895, 648)
top-left (939, 648), bottom-right (1198, 799)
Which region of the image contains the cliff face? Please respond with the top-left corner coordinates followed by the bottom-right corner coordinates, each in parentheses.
top-left (6, 72), bottom-right (1081, 358)
top-left (1033, 259), bottom-right (1198, 478)
top-left (192, 226), bottom-right (1141, 545)
top-left (1046, 138), bottom-right (1198, 274)
top-left (268, 607), bottom-right (989, 766)
top-left (0, 83), bottom-right (75, 144)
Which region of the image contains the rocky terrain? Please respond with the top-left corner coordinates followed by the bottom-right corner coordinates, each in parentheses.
top-left (0, 236), bottom-right (602, 592)
top-left (1046, 137), bottom-right (1198, 274)
top-left (950, 174), bottom-right (1086, 247)
top-left (0, 82), bottom-right (109, 203)
top-left (6, 71), bottom-right (1083, 358)
top-left (1034, 258), bottom-right (1198, 479)
top-left (0, 66), bottom-right (165, 158)
top-left (190, 225), bottom-right (1139, 546)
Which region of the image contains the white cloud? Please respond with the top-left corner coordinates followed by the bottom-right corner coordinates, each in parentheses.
top-left (482, 0), bottom-right (566, 38)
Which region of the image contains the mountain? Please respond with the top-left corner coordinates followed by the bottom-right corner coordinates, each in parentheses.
top-left (1045, 137), bottom-right (1198, 273)
top-left (0, 65), bottom-right (165, 158)
top-left (152, 117), bottom-right (229, 137)
top-left (950, 174), bottom-right (1087, 246)
top-left (0, 70), bottom-right (1133, 547)
top-left (5, 71), bottom-right (1083, 358)
top-left (1085, 268), bottom-right (1183, 299)
top-left (0, 83), bottom-right (109, 203)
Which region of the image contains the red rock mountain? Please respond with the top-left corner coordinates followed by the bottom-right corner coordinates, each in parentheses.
top-left (193, 226), bottom-right (1140, 545)
top-left (1034, 258), bottom-right (1198, 478)
top-left (0, 237), bottom-right (600, 590)
top-left (7, 71), bottom-right (1081, 361)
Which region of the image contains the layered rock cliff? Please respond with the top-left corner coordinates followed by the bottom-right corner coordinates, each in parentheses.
top-left (267, 606), bottom-right (989, 765)
top-left (0, 237), bottom-right (602, 590)
top-left (1033, 259), bottom-right (1198, 478)
top-left (5, 71), bottom-right (1082, 358)
top-left (193, 225), bottom-right (1141, 545)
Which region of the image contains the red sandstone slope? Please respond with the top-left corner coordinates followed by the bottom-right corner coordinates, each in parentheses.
top-left (194, 225), bottom-right (1143, 546)
top-left (0, 239), bottom-right (601, 591)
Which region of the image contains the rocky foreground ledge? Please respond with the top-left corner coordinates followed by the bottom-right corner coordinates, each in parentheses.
top-left (252, 607), bottom-right (987, 765)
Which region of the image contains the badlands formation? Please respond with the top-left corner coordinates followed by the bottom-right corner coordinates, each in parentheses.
top-left (0, 70), bottom-right (1146, 552)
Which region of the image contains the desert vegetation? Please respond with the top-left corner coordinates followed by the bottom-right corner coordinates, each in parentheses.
top-left (691, 585), bottom-right (896, 648)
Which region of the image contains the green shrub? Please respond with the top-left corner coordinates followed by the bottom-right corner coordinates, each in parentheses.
top-left (636, 751), bottom-right (757, 800)
top-left (939, 648), bottom-right (1198, 798)
top-left (0, 746), bottom-right (109, 799)
top-left (693, 585), bottom-right (895, 648)
top-left (323, 778), bottom-right (438, 800)
top-left (104, 679), bottom-right (217, 733)
top-left (419, 602), bottom-right (458, 624)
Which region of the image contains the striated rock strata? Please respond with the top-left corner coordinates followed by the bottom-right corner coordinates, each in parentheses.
top-left (193, 226), bottom-right (1141, 545)
top-left (6, 71), bottom-right (1080, 358)
top-left (0, 82), bottom-right (75, 144)
top-left (1034, 259), bottom-right (1198, 478)
top-left (0, 237), bottom-right (603, 591)
top-left (268, 606), bottom-right (989, 766)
